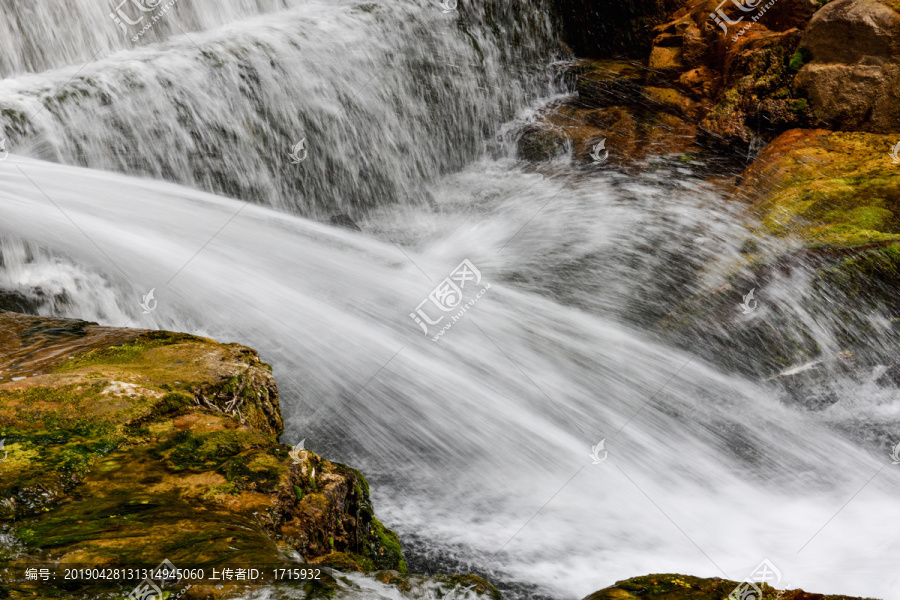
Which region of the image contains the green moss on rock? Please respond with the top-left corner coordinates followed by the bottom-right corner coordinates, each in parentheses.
top-left (0, 312), bottom-right (406, 598)
top-left (738, 129), bottom-right (900, 248)
top-left (585, 573), bottom-right (876, 600)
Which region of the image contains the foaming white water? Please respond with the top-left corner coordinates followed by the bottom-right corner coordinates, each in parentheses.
top-left (0, 238), bottom-right (131, 322)
top-left (1, 155), bottom-right (898, 599)
top-left (238, 571), bottom-right (483, 599)
top-left (0, 0), bottom-right (555, 217)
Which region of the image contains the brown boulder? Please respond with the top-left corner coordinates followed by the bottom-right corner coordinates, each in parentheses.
top-left (643, 86), bottom-right (706, 119)
top-left (801, 0), bottom-right (900, 62)
top-left (649, 44), bottom-right (684, 72)
top-left (795, 0), bottom-right (900, 132)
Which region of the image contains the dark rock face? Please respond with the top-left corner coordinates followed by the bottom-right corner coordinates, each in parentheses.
top-left (0, 290), bottom-right (41, 314)
top-left (795, 0), bottom-right (900, 132)
top-left (553, 0), bottom-right (688, 58)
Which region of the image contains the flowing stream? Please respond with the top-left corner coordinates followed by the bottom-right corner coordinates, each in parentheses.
top-left (1, 1), bottom-right (900, 599)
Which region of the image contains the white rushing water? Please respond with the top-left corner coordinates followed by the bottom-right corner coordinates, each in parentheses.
top-left (0, 0), bottom-right (554, 217)
top-left (1, 0), bottom-right (900, 598)
top-left (0, 0), bottom-right (373, 77)
top-left (1, 155), bottom-right (899, 599)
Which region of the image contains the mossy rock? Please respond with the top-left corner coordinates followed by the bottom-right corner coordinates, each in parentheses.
top-left (0, 312), bottom-right (405, 598)
top-left (584, 573), bottom-right (877, 600)
top-left (737, 129), bottom-right (900, 248)
top-left (657, 129), bottom-right (900, 379)
top-left (699, 31), bottom-right (819, 150)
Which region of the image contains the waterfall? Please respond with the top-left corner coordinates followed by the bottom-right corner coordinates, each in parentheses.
top-left (0, 0), bottom-right (323, 77)
top-left (1, 155), bottom-right (898, 599)
top-left (2, 0), bottom-right (899, 599)
top-left (0, 0), bottom-right (556, 217)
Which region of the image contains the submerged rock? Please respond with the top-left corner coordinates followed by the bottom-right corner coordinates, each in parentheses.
top-left (0, 312), bottom-right (405, 598)
top-left (330, 213), bottom-right (362, 231)
top-left (518, 59), bottom-right (702, 167)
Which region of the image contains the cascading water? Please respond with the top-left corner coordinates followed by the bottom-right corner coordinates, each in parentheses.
top-left (1, 1), bottom-right (899, 599)
top-left (0, 0), bottom-right (330, 77)
top-left (2, 155), bottom-right (899, 599)
top-left (0, 0), bottom-right (555, 217)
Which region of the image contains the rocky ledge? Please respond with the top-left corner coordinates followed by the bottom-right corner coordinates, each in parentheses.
top-left (0, 312), bottom-right (498, 599)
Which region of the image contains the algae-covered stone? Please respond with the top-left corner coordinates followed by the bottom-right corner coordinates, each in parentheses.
top-left (735, 128), bottom-right (900, 248)
top-left (0, 312), bottom-right (405, 598)
top-left (583, 573), bottom-right (877, 600)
